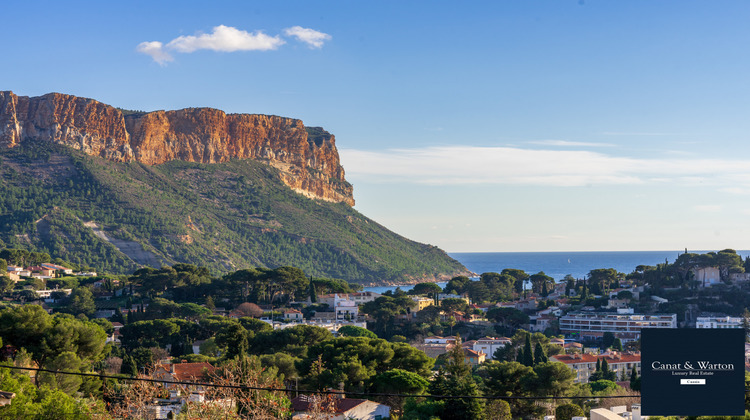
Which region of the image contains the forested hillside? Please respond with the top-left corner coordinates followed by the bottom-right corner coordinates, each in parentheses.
top-left (0, 141), bottom-right (468, 283)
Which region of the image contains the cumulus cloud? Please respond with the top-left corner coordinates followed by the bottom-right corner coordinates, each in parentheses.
top-left (283, 26), bottom-right (332, 48)
top-left (138, 24), bottom-right (329, 64)
top-left (136, 41), bottom-right (173, 65)
top-left (339, 145), bottom-right (750, 189)
top-left (166, 25), bottom-right (284, 52)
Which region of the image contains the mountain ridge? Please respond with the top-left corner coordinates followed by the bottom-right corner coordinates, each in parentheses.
top-left (0, 91), bottom-right (353, 205)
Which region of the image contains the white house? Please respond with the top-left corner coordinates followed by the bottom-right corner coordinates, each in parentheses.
top-left (472, 337), bottom-right (511, 360)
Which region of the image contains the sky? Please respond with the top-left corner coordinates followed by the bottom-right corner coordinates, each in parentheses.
top-left (2, 1), bottom-right (750, 253)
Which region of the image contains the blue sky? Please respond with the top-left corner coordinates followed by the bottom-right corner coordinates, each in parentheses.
top-left (3, 1), bottom-right (750, 252)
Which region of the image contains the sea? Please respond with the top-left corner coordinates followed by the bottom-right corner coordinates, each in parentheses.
top-left (363, 250), bottom-right (750, 294)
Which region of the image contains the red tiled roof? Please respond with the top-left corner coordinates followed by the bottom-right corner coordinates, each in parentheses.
top-left (154, 362), bottom-right (215, 382)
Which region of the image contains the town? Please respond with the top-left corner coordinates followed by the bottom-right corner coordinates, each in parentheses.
top-left (0, 248), bottom-right (749, 419)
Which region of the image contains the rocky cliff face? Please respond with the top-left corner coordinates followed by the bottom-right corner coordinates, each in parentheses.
top-left (0, 91), bottom-right (354, 205)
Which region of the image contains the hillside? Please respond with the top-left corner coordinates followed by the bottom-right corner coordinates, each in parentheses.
top-left (0, 141), bottom-right (469, 284)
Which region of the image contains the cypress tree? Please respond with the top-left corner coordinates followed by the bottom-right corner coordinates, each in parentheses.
top-left (595, 359), bottom-right (601, 372)
top-left (310, 278), bottom-right (317, 303)
top-left (534, 342), bottom-right (548, 365)
top-left (629, 366), bottom-right (640, 391)
top-left (523, 334), bottom-right (534, 367)
top-left (121, 355), bottom-right (138, 377)
top-left (516, 347), bottom-right (525, 363)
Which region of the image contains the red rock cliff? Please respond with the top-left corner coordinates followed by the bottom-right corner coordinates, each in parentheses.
top-left (0, 91), bottom-right (354, 205)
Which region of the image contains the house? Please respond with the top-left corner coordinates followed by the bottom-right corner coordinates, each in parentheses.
top-left (692, 266), bottom-right (721, 287)
top-left (152, 362), bottom-right (215, 390)
top-left (529, 314), bottom-right (556, 332)
top-left (41, 263), bottom-right (73, 275)
top-left (26, 266), bottom-right (55, 277)
top-left (462, 348), bottom-right (486, 366)
top-left (291, 395), bottom-right (390, 420)
top-left (411, 296), bottom-right (434, 311)
top-left (284, 309), bottom-right (304, 321)
top-left (35, 288), bottom-right (72, 299)
top-left (423, 336), bottom-right (457, 345)
top-left (349, 291), bottom-right (381, 304)
top-left (473, 337), bottom-right (511, 360)
top-left (317, 294), bottom-right (360, 320)
top-left (515, 298), bottom-right (538, 311)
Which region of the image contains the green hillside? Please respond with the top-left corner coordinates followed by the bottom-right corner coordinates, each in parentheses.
top-left (0, 141), bottom-right (467, 284)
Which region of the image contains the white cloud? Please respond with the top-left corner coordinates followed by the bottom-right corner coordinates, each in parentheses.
top-left (138, 24), bottom-right (329, 64)
top-left (283, 26), bottom-right (332, 48)
top-left (167, 25), bottom-right (284, 53)
top-left (339, 145), bottom-right (750, 189)
top-left (135, 41), bottom-right (173, 65)
top-left (528, 140), bottom-right (615, 147)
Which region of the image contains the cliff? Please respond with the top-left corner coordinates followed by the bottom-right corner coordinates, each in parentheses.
top-left (0, 91), bottom-right (353, 205)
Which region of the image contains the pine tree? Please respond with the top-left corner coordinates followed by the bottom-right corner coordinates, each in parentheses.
top-left (429, 334), bottom-right (485, 420)
top-left (205, 295), bottom-right (216, 311)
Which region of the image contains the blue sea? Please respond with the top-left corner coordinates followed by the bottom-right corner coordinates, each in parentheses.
top-left (363, 250), bottom-right (750, 294)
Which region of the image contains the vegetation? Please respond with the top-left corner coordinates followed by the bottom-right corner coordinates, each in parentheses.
top-left (0, 141), bottom-right (466, 284)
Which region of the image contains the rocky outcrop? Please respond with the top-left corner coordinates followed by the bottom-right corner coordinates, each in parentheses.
top-left (0, 91), bottom-right (353, 205)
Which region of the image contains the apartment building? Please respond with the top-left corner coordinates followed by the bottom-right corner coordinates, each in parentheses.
top-left (559, 312), bottom-right (676, 342)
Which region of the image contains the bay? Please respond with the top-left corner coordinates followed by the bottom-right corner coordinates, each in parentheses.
top-left (363, 250), bottom-right (750, 295)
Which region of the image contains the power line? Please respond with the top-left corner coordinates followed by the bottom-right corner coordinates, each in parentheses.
top-left (0, 364), bottom-right (643, 401)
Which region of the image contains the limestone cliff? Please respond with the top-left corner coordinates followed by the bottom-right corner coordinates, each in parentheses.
top-left (0, 91), bottom-right (354, 205)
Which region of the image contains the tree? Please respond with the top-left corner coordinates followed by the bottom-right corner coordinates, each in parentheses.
top-left (234, 302), bottom-right (264, 318)
top-left (523, 334), bottom-right (534, 367)
top-left (441, 297), bottom-right (469, 313)
top-left (602, 332), bottom-right (615, 349)
top-left (444, 276), bottom-right (471, 294)
top-left (205, 295), bottom-right (216, 311)
top-left (337, 325), bottom-right (377, 339)
top-left (121, 354), bottom-right (138, 377)
top-left (372, 368), bottom-right (429, 414)
top-left (38, 352), bottom-right (83, 395)
top-left (556, 403), bottom-right (585, 420)
top-left (612, 338), bottom-right (623, 351)
top-left (65, 287), bottom-right (96, 317)
top-left (533, 342), bottom-right (548, 365)
top-left (429, 335), bottom-right (485, 420)
top-left (529, 271), bottom-right (554, 295)
top-left (530, 362), bottom-right (576, 397)
top-left (215, 323), bottom-right (250, 359)
top-left (587, 268), bottom-right (621, 295)
top-left (629, 366), bottom-right (640, 391)
top-left (410, 282), bottom-right (442, 296)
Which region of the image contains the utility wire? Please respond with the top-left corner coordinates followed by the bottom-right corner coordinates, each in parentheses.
top-left (0, 364), bottom-right (642, 401)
